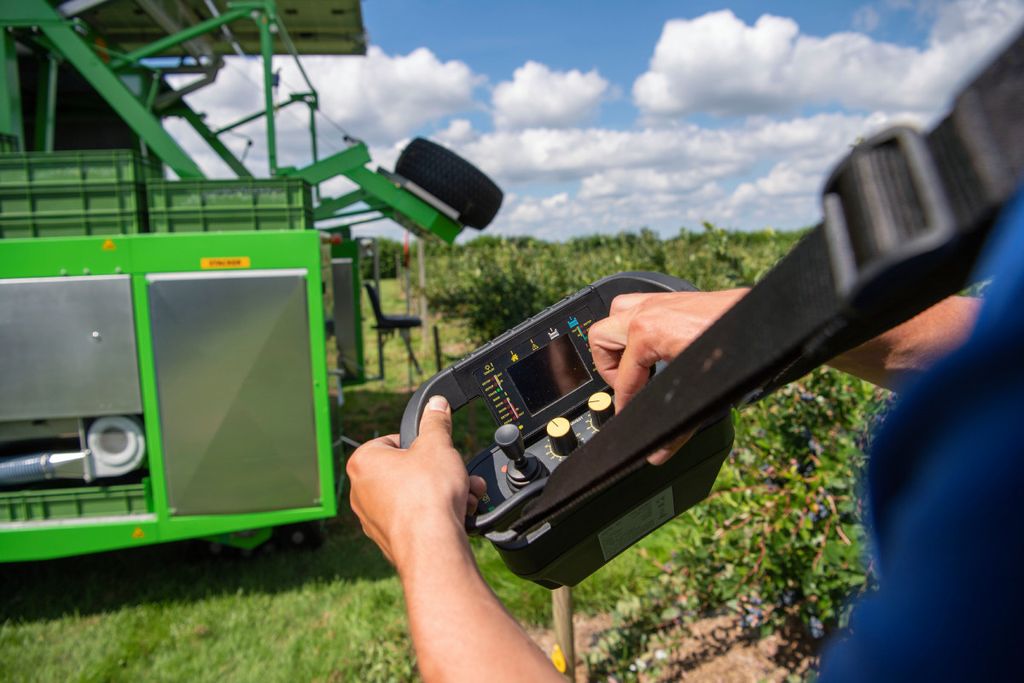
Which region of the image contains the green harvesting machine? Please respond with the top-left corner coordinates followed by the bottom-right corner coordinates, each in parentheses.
top-left (0, 0), bottom-right (503, 561)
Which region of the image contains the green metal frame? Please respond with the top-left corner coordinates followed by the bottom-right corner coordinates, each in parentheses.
top-left (331, 238), bottom-right (367, 386)
top-left (0, 231), bottom-right (336, 562)
top-left (0, 0), bottom-right (468, 243)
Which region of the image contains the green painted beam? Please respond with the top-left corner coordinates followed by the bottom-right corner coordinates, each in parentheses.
top-left (257, 8), bottom-right (278, 175)
top-left (170, 104), bottom-right (253, 178)
top-left (33, 55), bottom-right (57, 151)
top-left (346, 165), bottom-right (462, 243)
top-left (287, 143), bottom-right (371, 185)
top-left (288, 143), bottom-right (463, 242)
top-left (214, 93), bottom-right (308, 135)
top-left (0, 28), bottom-right (24, 145)
top-left (108, 6), bottom-right (250, 69)
top-left (313, 188), bottom-right (368, 221)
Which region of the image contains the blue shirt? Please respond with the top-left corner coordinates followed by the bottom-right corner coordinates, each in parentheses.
top-left (820, 189), bottom-right (1024, 680)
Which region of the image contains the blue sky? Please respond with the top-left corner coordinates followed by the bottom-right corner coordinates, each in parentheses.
top-left (169, 0), bottom-right (1024, 240)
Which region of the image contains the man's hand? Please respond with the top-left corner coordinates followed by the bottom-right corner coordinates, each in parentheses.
top-left (347, 395), bottom-right (561, 683)
top-left (588, 288), bottom-right (748, 463)
top-left (589, 289), bottom-right (748, 410)
top-left (346, 395), bottom-right (486, 567)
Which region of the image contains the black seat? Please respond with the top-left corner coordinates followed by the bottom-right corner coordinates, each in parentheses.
top-left (365, 283), bottom-right (422, 330)
top-left (364, 283), bottom-right (423, 377)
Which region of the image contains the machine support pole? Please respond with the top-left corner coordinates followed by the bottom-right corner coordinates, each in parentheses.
top-left (257, 10), bottom-right (277, 175)
top-left (33, 55), bottom-right (58, 151)
top-left (108, 6), bottom-right (249, 69)
top-left (213, 95), bottom-right (306, 135)
top-left (0, 28), bottom-right (24, 145)
top-left (308, 98), bottom-right (319, 200)
top-left (552, 586), bottom-right (575, 679)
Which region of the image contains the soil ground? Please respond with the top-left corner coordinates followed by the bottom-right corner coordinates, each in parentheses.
top-left (529, 613), bottom-right (816, 682)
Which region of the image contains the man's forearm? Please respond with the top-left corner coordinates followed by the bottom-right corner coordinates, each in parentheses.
top-left (396, 520), bottom-right (560, 683)
top-left (829, 296), bottom-right (981, 390)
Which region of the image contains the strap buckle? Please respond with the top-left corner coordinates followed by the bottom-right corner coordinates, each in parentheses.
top-left (823, 126), bottom-right (956, 310)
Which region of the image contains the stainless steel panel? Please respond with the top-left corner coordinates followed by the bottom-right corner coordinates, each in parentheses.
top-left (147, 269), bottom-right (320, 515)
top-left (330, 258), bottom-right (362, 379)
top-left (0, 275), bottom-right (142, 421)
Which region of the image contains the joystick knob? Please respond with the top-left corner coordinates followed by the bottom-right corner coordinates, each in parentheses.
top-left (495, 424), bottom-right (542, 489)
top-left (546, 417), bottom-right (579, 457)
top-left (588, 391), bottom-right (614, 428)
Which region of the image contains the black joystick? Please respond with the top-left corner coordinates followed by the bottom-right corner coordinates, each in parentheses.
top-left (494, 424), bottom-right (543, 489)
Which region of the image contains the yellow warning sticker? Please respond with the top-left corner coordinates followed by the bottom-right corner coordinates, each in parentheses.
top-left (200, 256), bottom-right (251, 270)
top-left (550, 644), bottom-right (567, 673)
top-left (131, 527), bottom-right (145, 539)
top-left (101, 239), bottom-right (117, 251)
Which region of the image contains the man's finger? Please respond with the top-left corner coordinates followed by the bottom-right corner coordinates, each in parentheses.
top-left (417, 395), bottom-right (454, 448)
top-left (589, 316), bottom-right (630, 385)
top-left (469, 475), bottom-right (487, 498)
top-left (613, 339), bottom-right (660, 411)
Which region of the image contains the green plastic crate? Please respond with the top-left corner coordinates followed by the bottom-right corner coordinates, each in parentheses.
top-left (0, 149), bottom-right (161, 187)
top-left (0, 483), bottom-right (150, 522)
top-left (0, 212), bottom-right (142, 238)
top-left (0, 183), bottom-right (145, 237)
top-left (146, 178), bottom-right (312, 232)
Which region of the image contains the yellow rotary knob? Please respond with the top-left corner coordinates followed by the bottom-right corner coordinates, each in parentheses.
top-left (546, 416), bottom-right (579, 457)
top-left (588, 391), bottom-right (614, 428)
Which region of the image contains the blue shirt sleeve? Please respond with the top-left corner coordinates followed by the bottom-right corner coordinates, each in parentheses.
top-left (819, 188), bottom-right (1024, 681)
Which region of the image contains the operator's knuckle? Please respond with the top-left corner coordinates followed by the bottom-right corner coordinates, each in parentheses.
top-left (345, 452), bottom-right (364, 479)
top-left (609, 293), bottom-right (640, 314)
top-left (627, 312), bottom-right (655, 338)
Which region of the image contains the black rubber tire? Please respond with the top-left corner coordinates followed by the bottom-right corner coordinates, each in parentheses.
top-left (394, 138), bottom-right (503, 229)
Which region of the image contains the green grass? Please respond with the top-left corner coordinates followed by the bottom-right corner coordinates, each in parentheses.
top-left (1, 277), bottom-right (693, 682)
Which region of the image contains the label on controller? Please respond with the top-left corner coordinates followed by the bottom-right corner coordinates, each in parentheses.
top-left (597, 487), bottom-right (674, 560)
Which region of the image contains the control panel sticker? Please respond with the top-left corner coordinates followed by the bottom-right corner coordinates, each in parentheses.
top-left (597, 487), bottom-right (675, 561)
top-left (200, 256), bottom-right (251, 270)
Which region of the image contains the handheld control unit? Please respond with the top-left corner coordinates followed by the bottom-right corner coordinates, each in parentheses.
top-left (400, 272), bottom-right (734, 588)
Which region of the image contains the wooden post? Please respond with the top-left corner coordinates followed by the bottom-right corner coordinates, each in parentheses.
top-left (552, 586), bottom-right (575, 680)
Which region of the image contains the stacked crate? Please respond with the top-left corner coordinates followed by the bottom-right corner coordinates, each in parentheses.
top-left (0, 149), bottom-right (159, 239)
top-left (145, 177), bottom-right (313, 232)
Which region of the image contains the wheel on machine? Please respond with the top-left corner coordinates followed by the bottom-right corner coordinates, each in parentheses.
top-left (394, 138), bottom-right (503, 229)
top-left (276, 520), bottom-right (326, 549)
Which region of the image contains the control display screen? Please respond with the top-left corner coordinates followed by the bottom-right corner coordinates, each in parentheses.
top-left (508, 335), bottom-right (590, 415)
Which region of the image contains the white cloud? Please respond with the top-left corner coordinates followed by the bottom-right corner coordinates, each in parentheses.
top-left (492, 61), bottom-right (610, 129)
top-left (441, 110), bottom-right (910, 237)
top-left (633, 2), bottom-right (1024, 118)
top-left (170, 45), bottom-right (482, 168)
top-left (853, 5), bottom-right (882, 32)
top-left (161, 2), bottom-right (1022, 242)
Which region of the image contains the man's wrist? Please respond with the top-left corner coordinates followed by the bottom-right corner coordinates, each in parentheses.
top-left (391, 511), bottom-right (472, 577)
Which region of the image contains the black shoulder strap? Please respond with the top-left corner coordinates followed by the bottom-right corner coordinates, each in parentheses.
top-left (512, 29), bottom-right (1024, 536)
